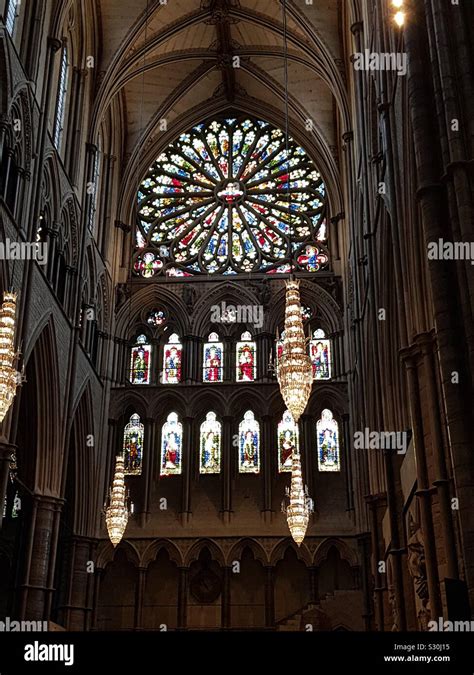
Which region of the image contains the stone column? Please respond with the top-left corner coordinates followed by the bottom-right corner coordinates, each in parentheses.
top-left (180, 416), bottom-right (193, 525)
top-left (264, 566), bottom-right (275, 628)
top-left (19, 495), bottom-right (63, 621)
top-left (300, 414), bottom-right (314, 499)
top-left (90, 567), bottom-right (104, 630)
top-left (221, 416), bottom-right (233, 523)
top-left (403, 346), bottom-right (442, 620)
top-left (134, 567), bottom-right (147, 630)
top-left (62, 536), bottom-right (95, 630)
top-left (221, 566), bottom-right (231, 629)
top-left (261, 415), bottom-right (273, 519)
top-left (177, 567), bottom-right (189, 629)
top-left (141, 417), bottom-right (155, 526)
top-left (255, 332), bottom-right (273, 382)
top-left (0, 441), bottom-right (16, 529)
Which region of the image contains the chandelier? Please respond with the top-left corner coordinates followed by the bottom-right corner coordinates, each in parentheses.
top-left (276, 279), bottom-right (313, 423)
top-left (106, 455), bottom-right (129, 546)
top-left (0, 291), bottom-right (21, 423)
top-left (281, 450), bottom-right (313, 546)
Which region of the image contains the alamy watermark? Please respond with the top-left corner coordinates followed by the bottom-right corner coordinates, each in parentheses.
top-left (210, 301), bottom-right (263, 329)
top-left (352, 49), bottom-right (407, 76)
top-left (428, 239), bottom-right (474, 265)
top-left (429, 617), bottom-right (474, 632)
top-left (0, 617), bottom-right (48, 631)
top-left (0, 238), bottom-right (48, 265)
top-left (354, 428), bottom-right (408, 454)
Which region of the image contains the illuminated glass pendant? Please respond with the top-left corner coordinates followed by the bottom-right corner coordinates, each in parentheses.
top-left (282, 450), bottom-right (313, 546)
top-left (106, 455), bottom-right (129, 546)
top-left (0, 292), bottom-right (21, 423)
top-left (276, 279), bottom-right (313, 423)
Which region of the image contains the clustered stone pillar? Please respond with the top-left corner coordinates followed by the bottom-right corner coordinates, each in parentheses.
top-left (19, 495), bottom-right (63, 621)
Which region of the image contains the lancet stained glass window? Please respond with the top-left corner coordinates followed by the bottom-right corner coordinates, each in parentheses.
top-left (236, 331), bottom-right (256, 382)
top-left (163, 332), bottom-right (182, 384)
top-left (317, 409), bottom-right (340, 472)
top-left (203, 332), bottom-right (223, 382)
top-left (161, 412), bottom-right (183, 476)
top-left (278, 410), bottom-right (299, 473)
top-left (238, 410), bottom-right (260, 473)
top-left (123, 414), bottom-right (144, 475)
top-left (199, 411), bottom-right (222, 474)
top-left (135, 117), bottom-right (328, 276)
top-left (310, 329), bottom-right (331, 380)
top-left (130, 334), bottom-right (151, 384)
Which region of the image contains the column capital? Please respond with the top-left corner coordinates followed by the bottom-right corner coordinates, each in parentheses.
top-left (47, 37), bottom-right (63, 52)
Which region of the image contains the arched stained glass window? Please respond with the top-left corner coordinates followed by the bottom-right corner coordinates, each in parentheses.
top-left (135, 117), bottom-right (328, 277)
top-left (163, 332), bottom-right (182, 384)
top-left (123, 413), bottom-right (144, 475)
top-left (199, 411), bottom-right (221, 474)
top-left (238, 410), bottom-right (260, 473)
top-left (160, 412), bottom-right (183, 476)
top-left (275, 330), bottom-right (285, 368)
top-left (130, 334), bottom-right (151, 384)
top-left (54, 45), bottom-right (69, 150)
top-left (278, 410), bottom-right (299, 473)
top-left (310, 329), bottom-right (331, 380)
top-left (203, 332), bottom-right (223, 382)
top-left (317, 409), bottom-right (340, 472)
top-left (6, 0), bottom-right (19, 35)
top-left (236, 331), bottom-right (256, 382)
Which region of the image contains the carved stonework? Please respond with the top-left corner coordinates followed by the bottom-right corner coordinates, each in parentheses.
top-left (407, 515), bottom-right (431, 630)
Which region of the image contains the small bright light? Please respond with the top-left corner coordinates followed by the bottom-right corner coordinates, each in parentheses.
top-left (392, 0), bottom-right (404, 8)
top-left (394, 10), bottom-right (405, 26)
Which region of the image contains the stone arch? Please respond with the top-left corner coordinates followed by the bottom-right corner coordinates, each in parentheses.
top-left (313, 538), bottom-right (359, 568)
top-left (192, 282), bottom-right (260, 336)
top-left (184, 538), bottom-right (226, 567)
top-left (227, 538), bottom-right (268, 567)
top-left (142, 539), bottom-right (184, 568)
top-left (96, 538), bottom-right (140, 570)
top-left (21, 316), bottom-right (62, 495)
top-left (270, 537), bottom-right (312, 567)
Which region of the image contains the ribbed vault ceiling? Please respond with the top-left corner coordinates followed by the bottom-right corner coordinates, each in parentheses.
top-left (93, 0), bottom-right (348, 213)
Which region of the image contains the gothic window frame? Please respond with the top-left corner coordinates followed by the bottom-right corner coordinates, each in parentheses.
top-left (317, 408), bottom-right (341, 472)
top-left (160, 412), bottom-right (183, 476)
top-left (129, 333), bottom-right (152, 385)
top-left (6, 0), bottom-right (19, 36)
top-left (238, 410), bottom-right (260, 474)
top-left (162, 332), bottom-right (183, 384)
top-left (135, 115), bottom-right (329, 278)
top-left (236, 331), bottom-right (256, 382)
top-left (278, 409), bottom-right (300, 473)
top-left (53, 44), bottom-right (69, 151)
top-left (123, 413), bottom-right (144, 476)
top-left (199, 411), bottom-right (222, 474)
top-left (309, 328), bottom-right (332, 380)
top-left (203, 332), bottom-right (224, 383)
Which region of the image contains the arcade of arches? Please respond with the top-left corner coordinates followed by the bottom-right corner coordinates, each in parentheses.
top-left (0, 0), bottom-right (473, 632)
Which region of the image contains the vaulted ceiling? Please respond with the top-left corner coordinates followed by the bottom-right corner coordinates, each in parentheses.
top-left (91, 0), bottom-right (350, 213)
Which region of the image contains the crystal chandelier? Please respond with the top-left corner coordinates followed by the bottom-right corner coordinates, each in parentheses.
top-left (282, 450), bottom-right (313, 546)
top-left (276, 279), bottom-right (313, 423)
top-left (0, 291), bottom-right (21, 423)
top-left (106, 455), bottom-right (129, 546)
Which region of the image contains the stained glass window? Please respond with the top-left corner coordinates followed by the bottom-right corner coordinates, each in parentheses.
top-left (6, 0), bottom-right (18, 35)
top-left (54, 46), bottom-right (69, 150)
top-left (203, 332), bottom-right (223, 382)
top-left (163, 332), bottom-right (182, 384)
top-left (275, 330), bottom-right (285, 368)
top-left (302, 306), bottom-right (312, 321)
top-left (236, 331), bottom-right (256, 382)
top-left (123, 414), bottom-right (144, 475)
top-left (317, 409), bottom-right (340, 472)
top-left (238, 410), bottom-right (260, 473)
top-left (278, 410), bottom-right (299, 473)
top-left (310, 329), bottom-right (331, 380)
top-left (130, 334), bottom-right (151, 384)
top-left (160, 412), bottom-right (183, 476)
top-left (199, 411), bottom-right (221, 474)
top-left (135, 116), bottom-right (328, 276)
top-left (147, 309), bottom-right (166, 326)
